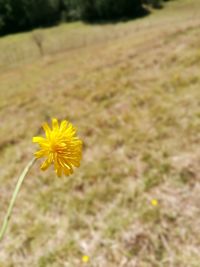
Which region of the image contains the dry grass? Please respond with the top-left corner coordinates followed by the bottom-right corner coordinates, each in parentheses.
top-left (0, 0), bottom-right (200, 266)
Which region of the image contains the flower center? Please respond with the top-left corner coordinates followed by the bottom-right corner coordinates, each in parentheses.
top-left (50, 140), bottom-right (66, 154)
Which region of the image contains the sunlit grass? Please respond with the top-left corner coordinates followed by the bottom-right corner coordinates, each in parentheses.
top-left (0, 0), bottom-right (200, 266)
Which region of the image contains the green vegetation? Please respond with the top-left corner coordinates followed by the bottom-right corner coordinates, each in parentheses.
top-left (0, 0), bottom-right (170, 35)
top-left (77, 0), bottom-right (144, 21)
top-left (0, 0), bottom-right (200, 266)
top-left (0, 0), bottom-right (62, 35)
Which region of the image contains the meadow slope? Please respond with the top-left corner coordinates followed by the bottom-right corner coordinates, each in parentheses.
top-left (0, 0), bottom-right (200, 266)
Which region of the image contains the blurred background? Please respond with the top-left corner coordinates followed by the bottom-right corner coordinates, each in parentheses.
top-left (0, 0), bottom-right (200, 266)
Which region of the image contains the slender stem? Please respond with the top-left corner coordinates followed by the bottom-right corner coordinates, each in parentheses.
top-left (0, 158), bottom-right (36, 241)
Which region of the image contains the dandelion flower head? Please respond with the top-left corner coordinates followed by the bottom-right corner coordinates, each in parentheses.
top-left (82, 255), bottom-right (90, 263)
top-left (33, 118), bottom-right (82, 177)
top-left (151, 199), bottom-right (158, 207)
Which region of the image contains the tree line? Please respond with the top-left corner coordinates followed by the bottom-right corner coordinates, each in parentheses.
top-left (0, 0), bottom-right (170, 36)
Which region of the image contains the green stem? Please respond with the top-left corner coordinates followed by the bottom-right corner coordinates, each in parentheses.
top-left (0, 158), bottom-right (36, 241)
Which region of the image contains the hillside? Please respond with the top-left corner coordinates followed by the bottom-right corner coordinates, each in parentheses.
top-left (0, 0), bottom-right (200, 266)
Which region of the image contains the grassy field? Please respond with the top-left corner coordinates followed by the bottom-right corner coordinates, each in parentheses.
top-left (0, 0), bottom-right (200, 266)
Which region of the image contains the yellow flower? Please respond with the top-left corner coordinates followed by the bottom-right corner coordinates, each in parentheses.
top-left (82, 255), bottom-right (90, 263)
top-left (151, 199), bottom-right (158, 207)
top-left (33, 118), bottom-right (82, 177)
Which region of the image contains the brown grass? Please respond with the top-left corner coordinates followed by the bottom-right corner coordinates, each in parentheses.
top-left (0, 0), bottom-right (200, 266)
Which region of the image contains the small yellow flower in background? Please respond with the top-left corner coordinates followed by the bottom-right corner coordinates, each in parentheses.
top-left (33, 118), bottom-right (82, 177)
top-left (82, 255), bottom-right (90, 263)
top-left (151, 199), bottom-right (158, 206)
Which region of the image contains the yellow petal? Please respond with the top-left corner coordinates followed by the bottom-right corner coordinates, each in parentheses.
top-left (64, 167), bottom-right (73, 176)
top-left (32, 136), bottom-right (46, 143)
top-left (55, 166), bottom-right (62, 177)
top-left (60, 120), bottom-right (68, 132)
top-left (34, 150), bottom-right (47, 158)
top-left (52, 118), bottom-right (59, 131)
top-left (40, 158), bottom-right (52, 171)
top-left (42, 123), bottom-right (51, 139)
